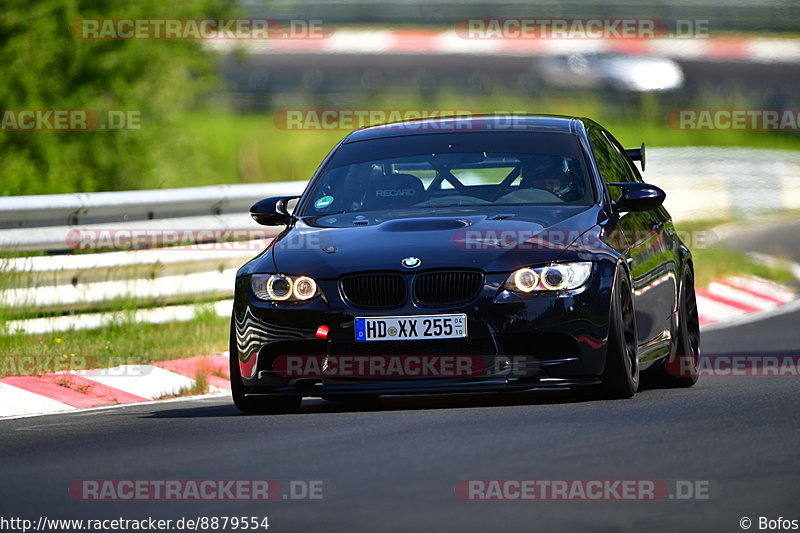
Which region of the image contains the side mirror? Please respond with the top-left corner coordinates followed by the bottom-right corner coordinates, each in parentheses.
top-left (250, 196), bottom-right (299, 226)
top-left (608, 182), bottom-right (665, 213)
top-left (626, 142), bottom-right (646, 171)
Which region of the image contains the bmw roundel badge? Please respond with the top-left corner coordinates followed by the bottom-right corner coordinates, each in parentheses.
top-left (402, 257), bottom-right (421, 268)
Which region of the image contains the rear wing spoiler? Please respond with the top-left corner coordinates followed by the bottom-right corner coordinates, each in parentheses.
top-left (626, 143), bottom-right (645, 171)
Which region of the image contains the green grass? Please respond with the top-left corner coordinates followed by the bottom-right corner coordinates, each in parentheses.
top-left (168, 91), bottom-right (800, 189)
top-left (157, 370), bottom-right (211, 399)
top-left (691, 246), bottom-right (796, 288)
top-left (0, 306), bottom-right (229, 378)
top-left (178, 110), bottom-right (346, 184)
top-left (674, 218), bottom-right (797, 287)
top-left (5, 89), bottom-right (800, 195)
top-left (0, 257), bottom-right (231, 379)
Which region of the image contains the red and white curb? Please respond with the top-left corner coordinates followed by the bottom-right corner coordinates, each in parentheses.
top-left (0, 354), bottom-right (230, 419)
top-left (1, 274), bottom-right (796, 419)
top-left (697, 276), bottom-right (796, 329)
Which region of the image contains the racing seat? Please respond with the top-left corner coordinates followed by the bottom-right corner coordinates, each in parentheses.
top-left (361, 173), bottom-right (425, 210)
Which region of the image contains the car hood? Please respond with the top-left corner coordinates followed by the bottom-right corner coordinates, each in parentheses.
top-left (245, 206), bottom-right (604, 278)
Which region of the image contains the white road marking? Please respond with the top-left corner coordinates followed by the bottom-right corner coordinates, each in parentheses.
top-left (696, 294), bottom-right (747, 324)
top-left (78, 365), bottom-right (198, 400)
top-left (701, 297), bottom-right (800, 332)
top-left (2, 392), bottom-right (229, 422)
top-left (706, 282), bottom-right (778, 312)
top-left (0, 383), bottom-right (76, 417)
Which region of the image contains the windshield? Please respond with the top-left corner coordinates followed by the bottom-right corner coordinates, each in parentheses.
top-left (299, 132), bottom-right (594, 218)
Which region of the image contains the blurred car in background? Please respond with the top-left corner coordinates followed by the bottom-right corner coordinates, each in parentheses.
top-left (538, 54), bottom-right (685, 92)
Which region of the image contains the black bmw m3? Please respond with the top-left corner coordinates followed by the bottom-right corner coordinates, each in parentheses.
top-left (230, 115), bottom-right (700, 414)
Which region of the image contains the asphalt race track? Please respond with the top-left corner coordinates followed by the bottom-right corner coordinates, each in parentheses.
top-left (1, 223), bottom-right (798, 533)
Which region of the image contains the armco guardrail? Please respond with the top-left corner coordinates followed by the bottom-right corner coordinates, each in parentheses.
top-left (1, 147), bottom-right (799, 333)
top-left (0, 181), bottom-right (307, 252)
top-left (0, 182), bottom-right (308, 228)
top-left (2, 247), bottom-right (262, 313)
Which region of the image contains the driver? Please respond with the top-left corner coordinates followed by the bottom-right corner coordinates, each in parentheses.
top-left (520, 156), bottom-right (567, 195)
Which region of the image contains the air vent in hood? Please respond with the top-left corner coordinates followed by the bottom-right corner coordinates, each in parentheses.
top-left (378, 218), bottom-right (472, 232)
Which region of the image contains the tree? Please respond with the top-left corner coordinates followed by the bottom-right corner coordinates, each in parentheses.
top-left (0, 0), bottom-right (236, 195)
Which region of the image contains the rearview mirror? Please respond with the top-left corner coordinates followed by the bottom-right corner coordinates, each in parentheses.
top-left (608, 182), bottom-right (665, 213)
top-left (250, 196), bottom-right (299, 226)
top-left (626, 143), bottom-right (646, 171)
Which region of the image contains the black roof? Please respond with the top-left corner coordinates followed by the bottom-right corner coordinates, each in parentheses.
top-left (344, 114), bottom-right (590, 143)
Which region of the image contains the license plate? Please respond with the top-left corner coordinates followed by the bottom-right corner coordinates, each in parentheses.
top-left (355, 314), bottom-right (467, 342)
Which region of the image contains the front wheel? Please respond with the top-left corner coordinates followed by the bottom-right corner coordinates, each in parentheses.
top-left (573, 269), bottom-right (639, 400)
top-left (229, 319), bottom-right (302, 415)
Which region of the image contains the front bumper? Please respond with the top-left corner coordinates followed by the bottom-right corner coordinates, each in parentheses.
top-left (232, 261), bottom-right (616, 395)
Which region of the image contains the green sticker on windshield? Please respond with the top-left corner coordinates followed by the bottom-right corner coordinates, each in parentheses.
top-left (314, 195), bottom-right (334, 209)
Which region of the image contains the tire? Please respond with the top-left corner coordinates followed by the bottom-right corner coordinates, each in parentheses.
top-left (648, 269), bottom-right (701, 388)
top-left (572, 269), bottom-right (639, 400)
top-left (229, 319), bottom-right (302, 415)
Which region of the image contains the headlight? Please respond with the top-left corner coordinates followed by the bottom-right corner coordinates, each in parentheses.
top-left (504, 262), bottom-right (592, 293)
top-left (512, 268), bottom-right (539, 293)
top-left (251, 274), bottom-right (320, 302)
top-left (293, 276), bottom-right (317, 300)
